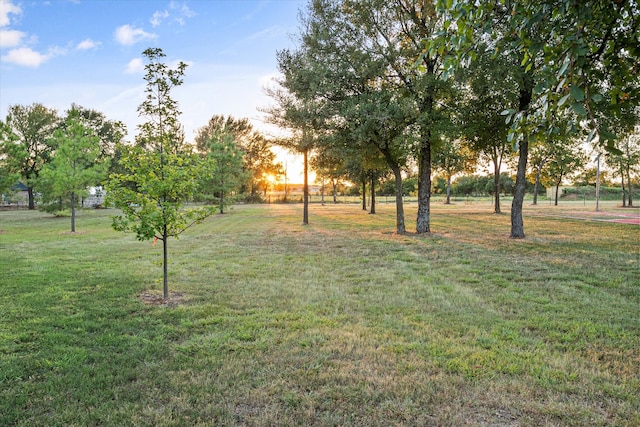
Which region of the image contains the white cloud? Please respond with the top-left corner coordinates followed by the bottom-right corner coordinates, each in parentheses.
top-left (169, 1), bottom-right (195, 26)
top-left (150, 10), bottom-right (169, 27)
top-left (114, 24), bottom-right (156, 46)
top-left (0, 0), bottom-right (22, 27)
top-left (125, 57), bottom-right (145, 74)
top-left (1, 46), bottom-right (51, 67)
top-left (76, 38), bottom-right (101, 50)
top-left (0, 28), bottom-right (25, 47)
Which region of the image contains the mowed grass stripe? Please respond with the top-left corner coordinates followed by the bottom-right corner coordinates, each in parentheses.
top-left (0, 204), bottom-right (638, 426)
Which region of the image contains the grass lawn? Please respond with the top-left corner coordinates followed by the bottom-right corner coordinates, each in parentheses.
top-left (1, 202), bottom-right (638, 426)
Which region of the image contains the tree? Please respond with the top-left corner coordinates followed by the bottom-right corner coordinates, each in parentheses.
top-left (107, 48), bottom-right (215, 300)
top-left (436, 0), bottom-right (639, 236)
top-left (432, 138), bottom-right (475, 205)
top-left (199, 131), bottom-right (248, 213)
top-left (541, 138), bottom-right (587, 206)
top-left (195, 115), bottom-right (281, 202)
top-left (528, 142), bottom-right (553, 205)
top-left (0, 103), bottom-right (59, 209)
top-left (455, 48), bottom-right (519, 213)
top-left (611, 130), bottom-right (640, 207)
top-left (39, 113), bottom-right (109, 231)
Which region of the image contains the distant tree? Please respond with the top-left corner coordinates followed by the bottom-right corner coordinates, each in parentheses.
top-left (107, 48), bottom-right (215, 300)
top-left (541, 139), bottom-right (588, 206)
top-left (611, 131), bottom-right (640, 207)
top-left (39, 114), bottom-right (109, 231)
top-left (432, 138), bottom-right (475, 205)
top-left (195, 115), bottom-right (281, 202)
top-left (528, 142), bottom-right (553, 205)
top-left (200, 131), bottom-right (248, 213)
top-left (0, 103), bottom-right (59, 209)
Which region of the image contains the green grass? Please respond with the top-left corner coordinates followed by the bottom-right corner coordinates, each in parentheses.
top-left (1, 202), bottom-right (638, 426)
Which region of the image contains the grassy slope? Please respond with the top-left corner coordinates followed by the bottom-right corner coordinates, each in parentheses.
top-left (0, 203), bottom-right (638, 426)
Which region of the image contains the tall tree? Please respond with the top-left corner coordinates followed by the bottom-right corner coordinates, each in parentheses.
top-left (107, 48), bottom-right (215, 300)
top-left (436, 0), bottom-right (639, 236)
top-left (39, 114), bottom-right (108, 231)
top-left (0, 103), bottom-right (59, 209)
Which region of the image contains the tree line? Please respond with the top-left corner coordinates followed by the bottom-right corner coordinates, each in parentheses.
top-left (263, 0), bottom-right (639, 237)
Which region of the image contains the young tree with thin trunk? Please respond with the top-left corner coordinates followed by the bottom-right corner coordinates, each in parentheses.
top-left (107, 48), bottom-right (215, 300)
top-left (39, 113), bottom-right (108, 231)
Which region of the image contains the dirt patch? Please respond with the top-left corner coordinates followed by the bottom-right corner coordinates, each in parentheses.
top-left (139, 291), bottom-right (187, 307)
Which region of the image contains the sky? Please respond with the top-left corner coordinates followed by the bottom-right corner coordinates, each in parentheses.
top-left (0, 0), bottom-right (309, 180)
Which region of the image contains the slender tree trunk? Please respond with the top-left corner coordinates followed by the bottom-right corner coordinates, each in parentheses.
top-left (554, 181), bottom-right (560, 206)
top-left (321, 178), bottom-right (325, 206)
top-left (533, 168), bottom-right (541, 205)
top-left (303, 148), bottom-right (309, 225)
top-left (392, 166), bottom-right (405, 234)
top-left (362, 178), bottom-right (367, 210)
top-left (416, 140), bottom-right (431, 234)
top-left (163, 228), bottom-right (168, 300)
top-left (510, 139), bottom-right (528, 238)
top-left (494, 166), bottom-right (501, 214)
top-left (626, 164), bottom-right (633, 207)
top-left (332, 180), bottom-right (337, 204)
top-left (71, 191), bottom-right (76, 232)
top-left (445, 175), bottom-right (452, 204)
top-left (620, 163), bottom-right (627, 207)
top-left (27, 187), bottom-right (35, 210)
top-left (370, 176), bottom-right (376, 214)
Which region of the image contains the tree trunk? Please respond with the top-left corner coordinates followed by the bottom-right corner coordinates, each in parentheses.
top-left (510, 139), bottom-right (528, 238)
top-left (332, 180), bottom-right (338, 204)
top-left (510, 72), bottom-right (533, 239)
top-left (362, 178), bottom-right (367, 210)
top-left (493, 166), bottom-right (501, 214)
top-left (445, 174), bottom-right (452, 204)
top-left (416, 140), bottom-right (431, 234)
top-left (28, 187), bottom-right (36, 210)
top-left (620, 164), bottom-right (626, 207)
top-left (163, 229), bottom-right (169, 300)
top-left (392, 166), bottom-right (405, 234)
top-left (303, 148), bottom-right (309, 225)
top-left (370, 176), bottom-right (376, 214)
top-left (533, 168), bottom-right (541, 205)
top-left (626, 165), bottom-right (633, 207)
top-left (71, 191), bottom-right (76, 232)
top-left (554, 181), bottom-right (560, 206)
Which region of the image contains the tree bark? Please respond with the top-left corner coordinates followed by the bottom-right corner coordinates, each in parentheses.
top-left (392, 165), bottom-right (405, 234)
top-left (493, 166), bottom-right (501, 214)
top-left (71, 191), bottom-right (76, 232)
top-left (27, 187), bottom-right (36, 210)
top-left (554, 181), bottom-right (560, 206)
top-left (416, 140), bottom-right (431, 234)
top-left (369, 176), bottom-right (376, 214)
top-left (445, 174), bottom-right (452, 204)
top-left (303, 148), bottom-right (309, 225)
top-left (533, 168), bottom-right (541, 205)
top-left (163, 229), bottom-right (169, 300)
top-left (510, 138), bottom-right (528, 238)
top-left (362, 178), bottom-right (367, 210)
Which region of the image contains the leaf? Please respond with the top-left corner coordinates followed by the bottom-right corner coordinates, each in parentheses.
top-left (586, 128), bottom-right (598, 145)
top-left (558, 94), bottom-right (571, 107)
top-left (570, 102), bottom-right (588, 117)
top-left (569, 85), bottom-right (585, 102)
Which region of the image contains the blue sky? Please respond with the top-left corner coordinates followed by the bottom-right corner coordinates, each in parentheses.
top-left (0, 0), bottom-right (306, 144)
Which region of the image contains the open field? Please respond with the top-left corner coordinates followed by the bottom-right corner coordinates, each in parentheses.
top-left (1, 202), bottom-right (638, 426)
